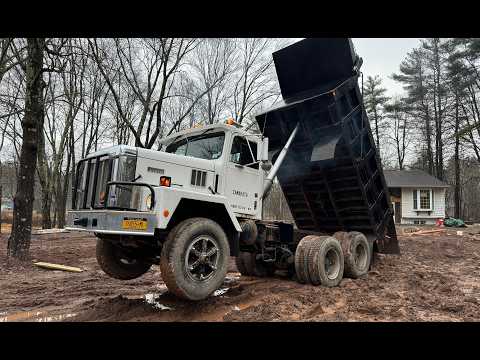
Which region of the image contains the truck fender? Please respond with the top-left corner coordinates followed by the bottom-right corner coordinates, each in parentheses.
top-left (157, 187), bottom-right (242, 232)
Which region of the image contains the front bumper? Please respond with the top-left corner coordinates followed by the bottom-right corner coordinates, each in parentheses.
top-left (66, 210), bottom-right (158, 236)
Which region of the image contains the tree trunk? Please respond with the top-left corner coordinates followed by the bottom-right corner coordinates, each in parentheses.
top-left (7, 38), bottom-right (45, 260)
top-left (56, 154), bottom-right (71, 229)
top-left (425, 110), bottom-right (434, 175)
top-left (454, 92), bottom-right (461, 219)
top-left (41, 192), bottom-right (52, 229)
top-left (0, 159), bottom-right (2, 234)
top-left (0, 185), bottom-right (2, 234)
top-left (373, 107), bottom-right (380, 152)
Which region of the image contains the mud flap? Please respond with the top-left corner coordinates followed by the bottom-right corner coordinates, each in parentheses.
top-left (379, 216), bottom-right (400, 254)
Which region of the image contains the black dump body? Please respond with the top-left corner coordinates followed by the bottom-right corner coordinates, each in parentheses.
top-left (256, 38), bottom-right (399, 254)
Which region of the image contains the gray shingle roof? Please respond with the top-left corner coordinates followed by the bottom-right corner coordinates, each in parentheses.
top-left (383, 169), bottom-right (449, 188)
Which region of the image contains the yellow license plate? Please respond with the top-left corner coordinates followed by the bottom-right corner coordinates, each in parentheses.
top-left (122, 218), bottom-right (148, 230)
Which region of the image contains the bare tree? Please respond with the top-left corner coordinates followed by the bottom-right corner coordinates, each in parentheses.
top-left (88, 38), bottom-right (217, 148)
top-left (0, 38), bottom-right (18, 84)
top-left (385, 97), bottom-right (412, 170)
top-left (8, 38), bottom-right (46, 259)
top-left (231, 38), bottom-right (280, 124)
top-left (191, 38), bottom-right (237, 124)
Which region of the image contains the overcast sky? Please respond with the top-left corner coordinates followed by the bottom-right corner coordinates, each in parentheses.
top-left (352, 38), bottom-right (422, 98)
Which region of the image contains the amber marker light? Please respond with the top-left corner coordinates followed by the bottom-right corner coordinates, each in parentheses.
top-left (163, 209), bottom-right (170, 217)
top-left (160, 176), bottom-right (171, 187)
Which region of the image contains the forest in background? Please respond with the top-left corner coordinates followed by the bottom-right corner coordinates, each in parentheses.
top-left (1, 38), bottom-right (480, 240)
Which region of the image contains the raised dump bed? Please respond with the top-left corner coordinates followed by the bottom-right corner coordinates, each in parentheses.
top-left (256, 38), bottom-right (399, 254)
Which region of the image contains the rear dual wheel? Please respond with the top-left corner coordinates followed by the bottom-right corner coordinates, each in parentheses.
top-left (333, 231), bottom-right (371, 278)
top-left (295, 235), bottom-right (344, 287)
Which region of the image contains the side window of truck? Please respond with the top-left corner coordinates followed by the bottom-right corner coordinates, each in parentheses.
top-left (230, 136), bottom-right (259, 169)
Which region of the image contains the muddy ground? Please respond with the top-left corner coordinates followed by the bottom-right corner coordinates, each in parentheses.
top-left (0, 228), bottom-right (479, 322)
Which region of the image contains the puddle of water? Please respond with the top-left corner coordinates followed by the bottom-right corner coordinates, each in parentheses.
top-left (213, 288), bottom-right (230, 297)
top-left (224, 274), bottom-right (240, 285)
top-left (36, 313), bottom-right (77, 322)
top-left (0, 311), bottom-right (43, 322)
top-left (0, 310), bottom-right (77, 322)
top-left (144, 293), bottom-right (174, 311)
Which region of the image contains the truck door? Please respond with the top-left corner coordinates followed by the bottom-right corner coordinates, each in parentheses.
top-left (224, 135), bottom-right (261, 216)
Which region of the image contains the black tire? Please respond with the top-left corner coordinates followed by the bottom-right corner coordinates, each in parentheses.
top-left (343, 231), bottom-right (371, 278)
top-left (235, 253), bottom-right (250, 275)
top-left (236, 251), bottom-right (275, 277)
top-left (96, 238), bottom-right (152, 280)
top-left (332, 231), bottom-right (347, 242)
top-left (160, 217), bottom-right (230, 301)
top-left (294, 235), bottom-right (318, 284)
top-left (307, 236), bottom-right (331, 285)
top-left (310, 236), bottom-right (344, 287)
top-left (239, 220), bottom-right (258, 246)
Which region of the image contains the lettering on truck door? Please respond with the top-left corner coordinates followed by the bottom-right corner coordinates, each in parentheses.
top-left (224, 135), bottom-right (261, 216)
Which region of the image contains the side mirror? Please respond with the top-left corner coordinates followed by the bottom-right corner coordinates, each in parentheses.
top-left (257, 137), bottom-right (269, 162)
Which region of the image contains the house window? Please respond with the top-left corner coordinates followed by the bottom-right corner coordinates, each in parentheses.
top-left (413, 189), bottom-right (433, 211)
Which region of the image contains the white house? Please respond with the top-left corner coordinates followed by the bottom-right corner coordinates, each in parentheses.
top-left (384, 170), bottom-right (449, 225)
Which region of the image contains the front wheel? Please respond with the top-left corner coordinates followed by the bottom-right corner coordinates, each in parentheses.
top-left (160, 218), bottom-right (230, 301)
top-left (96, 239), bottom-right (152, 280)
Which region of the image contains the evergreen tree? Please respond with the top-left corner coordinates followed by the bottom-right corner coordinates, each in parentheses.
top-left (363, 75), bottom-right (389, 152)
top-left (393, 47), bottom-right (434, 175)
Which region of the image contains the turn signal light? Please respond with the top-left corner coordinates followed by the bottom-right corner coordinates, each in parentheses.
top-left (160, 176), bottom-right (171, 187)
top-left (226, 118), bottom-right (235, 125)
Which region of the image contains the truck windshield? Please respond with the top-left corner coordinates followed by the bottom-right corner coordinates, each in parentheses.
top-left (165, 132), bottom-right (225, 160)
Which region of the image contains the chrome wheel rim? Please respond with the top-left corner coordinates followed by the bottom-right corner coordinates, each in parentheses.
top-left (325, 248), bottom-right (341, 280)
top-left (185, 235), bottom-right (219, 282)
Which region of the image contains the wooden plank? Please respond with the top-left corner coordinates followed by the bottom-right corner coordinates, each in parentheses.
top-left (408, 229), bottom-right (446, 237)
top-left (33, 262), bottom-right (83, 273)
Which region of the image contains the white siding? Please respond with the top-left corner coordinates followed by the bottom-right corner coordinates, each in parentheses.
top-left (400, 187), bottom-right (446, 224)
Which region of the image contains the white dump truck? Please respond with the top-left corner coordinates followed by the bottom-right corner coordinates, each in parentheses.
top-left (66, 38), bottom-right (399, 300)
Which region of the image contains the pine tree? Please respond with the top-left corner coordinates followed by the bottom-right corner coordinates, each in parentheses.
top-left (363, 75), bottom-right (389, 153)
top-left (421, 38), bottom-right (450, 181)
top-left (392, 47), bottom-right (434, 175)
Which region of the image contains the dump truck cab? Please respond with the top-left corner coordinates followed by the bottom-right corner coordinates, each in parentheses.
top-left (67, 121), bottom-right (272, 236)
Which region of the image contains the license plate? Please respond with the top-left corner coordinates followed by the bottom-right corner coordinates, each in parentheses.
top-left (122, 218), bottom-right (148, 230)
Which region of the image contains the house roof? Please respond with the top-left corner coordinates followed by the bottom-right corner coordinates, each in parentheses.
top-left (383, 170), bottom-right (449, 188)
